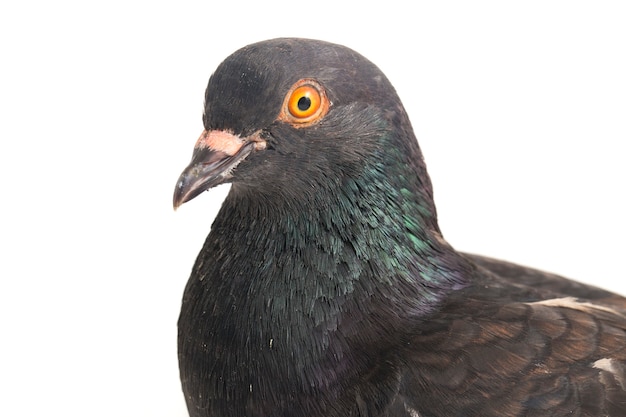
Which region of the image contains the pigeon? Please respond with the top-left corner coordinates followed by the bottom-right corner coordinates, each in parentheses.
top-left (173, 38), bottom-right (626, 417)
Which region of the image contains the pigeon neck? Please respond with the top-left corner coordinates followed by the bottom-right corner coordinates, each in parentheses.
top-left (222, 170), bottom-right (471, 317)
top-left (184, 171), bottom-right (474, 404)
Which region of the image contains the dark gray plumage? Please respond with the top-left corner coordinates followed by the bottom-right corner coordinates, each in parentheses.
top-left (173, 38), bottom-right (626, 417)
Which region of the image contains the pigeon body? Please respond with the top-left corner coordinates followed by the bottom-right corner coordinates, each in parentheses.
top-left (173, 38), bottom-right (626, 417)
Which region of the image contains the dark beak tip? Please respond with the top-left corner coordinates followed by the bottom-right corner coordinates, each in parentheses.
top-left (172, 163), bottom-right (215, 210)
top-left (172, 190), bottom-right (183, 211)
top-left (173, 177), bottom-right (192, 210)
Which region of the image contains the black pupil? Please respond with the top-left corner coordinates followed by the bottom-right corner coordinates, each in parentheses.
top-left (297, 96), bottom-right (311, 111)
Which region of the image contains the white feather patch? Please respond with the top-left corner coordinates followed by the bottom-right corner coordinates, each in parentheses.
top-left (405, 404), bottom-right (420, 417)
top-left (527, 296), bottom-right (619, 315)
top-left (594, 358), bottom-right (626, 390)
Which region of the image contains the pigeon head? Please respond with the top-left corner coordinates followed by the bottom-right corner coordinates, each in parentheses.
top-left (173, 38), bottom-right (436, 225)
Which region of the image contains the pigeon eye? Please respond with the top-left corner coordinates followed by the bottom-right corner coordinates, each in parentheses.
top-left (279, 79), bottom-right (329, 127)
top-left (288, 86), bottom-right (319, 117)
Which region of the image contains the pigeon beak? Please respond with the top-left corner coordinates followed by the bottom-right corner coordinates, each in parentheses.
top-left (173, 129), bottom-right (266, 209)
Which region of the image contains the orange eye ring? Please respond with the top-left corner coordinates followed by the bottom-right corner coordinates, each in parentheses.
top-left (278, 79), bottom-right (330, 127)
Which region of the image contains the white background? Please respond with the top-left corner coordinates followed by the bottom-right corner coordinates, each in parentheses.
top-left (1, 1), bottom-right (624, 416)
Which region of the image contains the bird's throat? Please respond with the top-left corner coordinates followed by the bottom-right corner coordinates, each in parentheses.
top-left (178, 173), bottom-right (471, 414)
